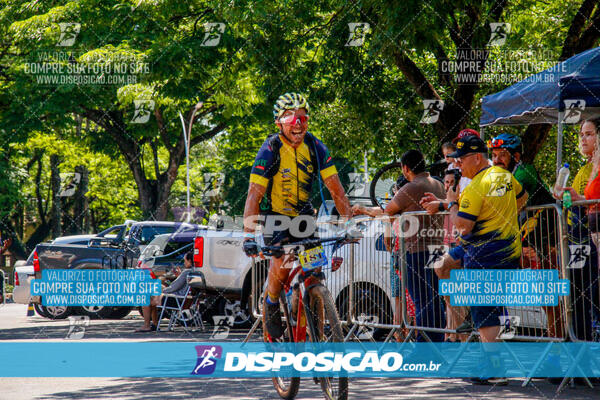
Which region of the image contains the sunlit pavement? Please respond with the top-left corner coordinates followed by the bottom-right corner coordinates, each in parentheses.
top-left (1, 303), bottom-right (599, 399)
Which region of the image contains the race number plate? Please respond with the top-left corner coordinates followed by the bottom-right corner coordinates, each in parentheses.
top-left (298, 245), bottom-right (327, 270)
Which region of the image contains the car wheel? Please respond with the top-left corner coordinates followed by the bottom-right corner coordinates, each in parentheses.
top-left (220, 297), bottom-right (252, 328)
top-left (33, 303), bottom-right (50, 318)
top-left (108, 306), bottom-right (132, 319)
top-left (337, 284), bottom-right (393, 341)
top-left (36, 304), bottom-right (71, 319)
top-left (76, 305), bottom-right (114, 319)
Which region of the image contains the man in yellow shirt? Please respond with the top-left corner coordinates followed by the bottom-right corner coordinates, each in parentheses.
top-left (433, 135), bottom-right (528, 384)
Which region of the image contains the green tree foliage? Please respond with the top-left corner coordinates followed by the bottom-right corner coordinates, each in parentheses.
top-left (1, 0), bottom-right (600, 255)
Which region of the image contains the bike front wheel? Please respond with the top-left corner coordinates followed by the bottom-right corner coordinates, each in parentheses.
top-left (263, 292), bottom-right (300, 399)
top-left (308, 285), bottom-right (348, 400)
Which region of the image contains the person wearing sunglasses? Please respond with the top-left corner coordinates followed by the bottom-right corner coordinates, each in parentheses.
top-left (242, 92), bottom-right (352, 339)
top-left (423, 135), bottom-right (529, 385)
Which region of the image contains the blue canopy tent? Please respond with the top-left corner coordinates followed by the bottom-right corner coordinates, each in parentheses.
top-left (480, 47), bottom-right (600, 172)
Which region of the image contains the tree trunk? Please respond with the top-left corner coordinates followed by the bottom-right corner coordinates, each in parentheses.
top-left (82, 109), bottom-right (225, 220)
top-left (50, 154), bottom-right (62, 238)
top-left (25, 220), bottom-right (51, 252)
top-left (72, 165), bottom-right (89, 234)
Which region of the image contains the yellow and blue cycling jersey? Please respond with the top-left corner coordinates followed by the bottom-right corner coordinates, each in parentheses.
top-left (457, 165), bottom-right (525, 268)
top-left (250, 132), bottom-right (337, 216)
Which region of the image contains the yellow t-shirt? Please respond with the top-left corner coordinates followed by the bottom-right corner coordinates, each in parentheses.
top-left (457, 166), bottom-right (525, 268)
top-left (571, 162), bottom-right (593, 195)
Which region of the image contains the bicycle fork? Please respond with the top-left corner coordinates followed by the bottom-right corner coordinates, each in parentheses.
top-left (300, 275), bottom-right (325, 343)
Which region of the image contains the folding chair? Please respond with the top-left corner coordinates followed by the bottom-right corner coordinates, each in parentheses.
top-left (157, 270), bottom-right (206, 332)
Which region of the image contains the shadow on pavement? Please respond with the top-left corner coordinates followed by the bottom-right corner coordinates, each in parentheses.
top-left (0, 316), bottom-right (261, 342)
top-left (32, 377), bottom-right (600, 400)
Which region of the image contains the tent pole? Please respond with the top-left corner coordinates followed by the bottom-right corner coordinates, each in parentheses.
top-left (557, 113), bottom-right (564, 174)
top-left (480, 125), bottom-right (485, 141)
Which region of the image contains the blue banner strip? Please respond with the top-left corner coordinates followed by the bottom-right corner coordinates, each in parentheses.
top-left (2, 342), bottom-right (600, 378)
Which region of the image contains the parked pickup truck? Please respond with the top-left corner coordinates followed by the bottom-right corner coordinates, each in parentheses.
top-left (190, 227), bottom-right (266, 328)
top-left (188, 199), bottom-right (387, 332)
top-left (32, 221), bottom-right (202, 318)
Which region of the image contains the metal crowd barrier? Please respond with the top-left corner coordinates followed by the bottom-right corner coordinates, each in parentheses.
top-left (321, 216), bottom-right (394, 342)
top-left (389, 205), bottom-right (570, 344)
top-left (244, 258), bottom-right (268, 341)
top-left (244, 201), bottom-right (600, 347)
top-left (562, 199), bottom-right (600, 343)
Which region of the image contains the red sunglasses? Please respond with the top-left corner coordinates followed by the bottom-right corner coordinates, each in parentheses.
top-left (279, 114), bottom-right (309, 125)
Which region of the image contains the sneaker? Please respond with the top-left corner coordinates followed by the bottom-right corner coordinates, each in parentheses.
top-left (264, 300), bottom-right (284, 339)
top-left (470, 377), bottom-right (508, 386)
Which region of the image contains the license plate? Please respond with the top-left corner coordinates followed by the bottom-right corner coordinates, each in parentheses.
top-left (298, 245), bottom-right (327, 270)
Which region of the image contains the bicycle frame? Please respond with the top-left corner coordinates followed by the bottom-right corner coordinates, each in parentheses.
top-left (261, 233), bottom-right (359, 345)
top-left (266, 261), bottom-right (326, 344)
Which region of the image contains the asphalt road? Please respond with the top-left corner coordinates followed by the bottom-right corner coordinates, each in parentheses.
top-left (1, 303), bottom-right (599, 400)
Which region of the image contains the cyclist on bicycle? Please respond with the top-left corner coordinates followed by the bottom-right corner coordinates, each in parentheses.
top-left (242, 92), bottom-right (352, 339)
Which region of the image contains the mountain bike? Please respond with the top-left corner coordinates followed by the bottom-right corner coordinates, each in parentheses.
top-left (260, 230), bottom-right (360, 400)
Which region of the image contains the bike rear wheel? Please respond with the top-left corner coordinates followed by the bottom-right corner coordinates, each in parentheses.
top-left (308, 285), bottom-right (348, 400)
top-left (263, 292), bottom-right (300, 399)
top-left (369, 162), bottom-right (406, 209)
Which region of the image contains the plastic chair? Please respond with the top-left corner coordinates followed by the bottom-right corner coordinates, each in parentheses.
top-left (157, 270), bottom-right (206, 332)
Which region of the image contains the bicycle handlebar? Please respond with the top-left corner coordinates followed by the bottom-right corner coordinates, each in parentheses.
top-left (260, 230), bottom-right (361, 258)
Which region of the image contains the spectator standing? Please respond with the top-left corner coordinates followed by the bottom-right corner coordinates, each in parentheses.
top-left (423, 135), bottom-right (528, 385)
top-left (442, 142), bottom-right (458, 170)
top-left (558, 118), bottom-right (600, 342)
top-left (488, 133), bottom-right (563, 340)
top-left (354, 150), bottom-right (447, 342)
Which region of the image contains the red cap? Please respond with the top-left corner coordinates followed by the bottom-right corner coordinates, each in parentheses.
top-left (452, 128), bottom-right (480, 144)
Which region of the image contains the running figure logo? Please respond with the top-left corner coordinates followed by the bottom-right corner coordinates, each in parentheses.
top-left (426, 245), bottom-right (449, 269)
top-left (57, 23), bottom-right (81, 47)
top-left (65, 315), bottom-right (89, 340)
top-left (191, 345), bottom-right (223, 375)
top-left (498, 315), bottom-right (520, 340)
top-left (347, 172), bottom-right (367, 197)
top-left (203, 173), bottom-right (225, 198)
top-left (420, 100), bottom-right (444, 124)
top-left (345, 23), bottom-right (370, 47)
top-left (131, 99), bottom-right (155, 124)
top-left (568, 245), bottom-right (590, 269)
top-left (488, 23), bottom-right (511, 46)
top-left (210, 315), bottom-right (235, 340)
top-left (563, 100), bottom-right (586, 124)
top-left (59, 172), bottom-right (81, 197)
top-left (201, 23), bottom-right (226, 47)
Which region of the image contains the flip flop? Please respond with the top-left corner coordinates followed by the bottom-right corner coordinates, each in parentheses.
top-left (134, 327), bottom-right (153, 333)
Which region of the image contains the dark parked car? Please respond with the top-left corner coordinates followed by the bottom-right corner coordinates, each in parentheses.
top-left (32, 221), bottom-right (201, 318)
